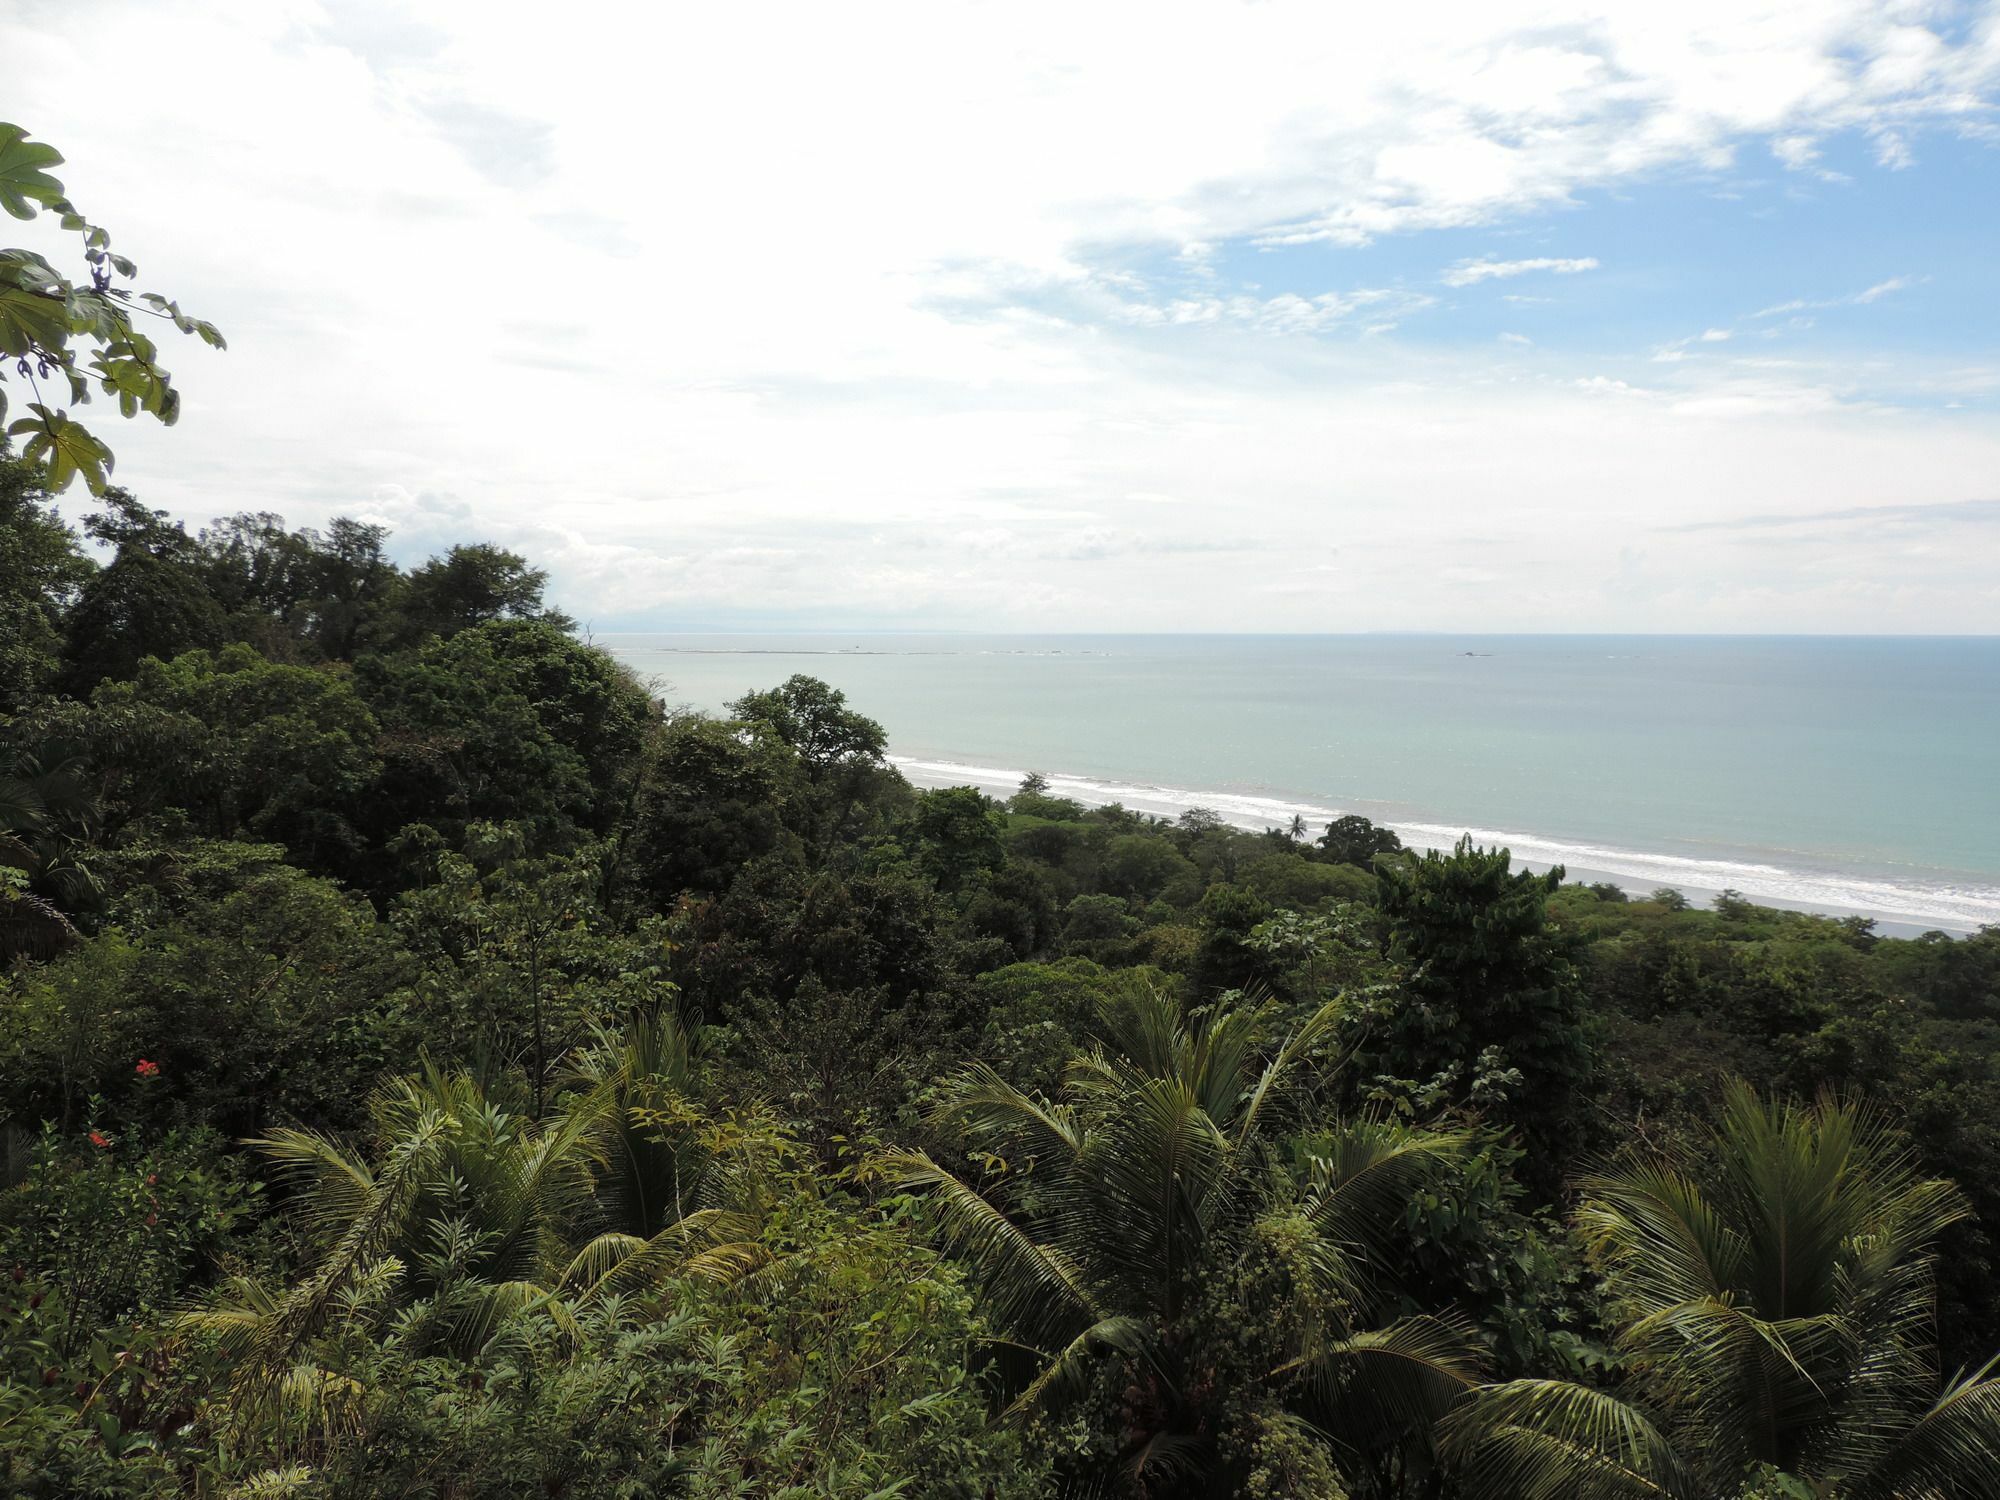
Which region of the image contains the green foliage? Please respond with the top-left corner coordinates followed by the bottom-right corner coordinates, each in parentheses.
top-left (1443, 1086), bottom-right (2000, 1497)
top-left (730, 673), bottom-right (888, 779)
top-left (0, 454), bottom-right (92, 710)
top-left (885, 985), bottom-right (1484, 1495)
top-left (0, 123), bottom-right (223, 494)
top-left (1, 851), bottom-right (423, 1134)
top-left (59, 525), bottom-right (226, 694)
top-left (358, 621), bottom-right (648, 851)
top-left (1317, 814), bottom-right (1403, 868)
top-left (626, 711), bottom-right (806, 900)
top-left (93, 645), bottom-right (379, 862)
top-left (393, 542), bottom-right (570, 642)
top-left (903, 785), bottom-right (1005, 894)
top-left (1362, 837), bottom-right (1589, 1180)
top-left (1, 1124), bottom-right (256, 1346)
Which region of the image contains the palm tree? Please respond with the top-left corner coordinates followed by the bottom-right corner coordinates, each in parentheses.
top-left (191, 1009), bottom-right (767, 1383)
top-left (557, 1005), bottom-right (771, 1299)
top-left (1441, 1083), bottom-right (2000, 1496)
top-left (883, 985), bottom-right (1481, 1495)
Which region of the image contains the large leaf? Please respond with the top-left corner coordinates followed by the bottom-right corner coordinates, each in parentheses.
top-left (0, 282), bottom-right (70, 358)
top-left (9, 404), bottom-right (113, 493)
top-left (0, 122), bottom-right (65, 220)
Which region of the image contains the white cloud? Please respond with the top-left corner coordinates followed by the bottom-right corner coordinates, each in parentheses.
top-left (4, 0), bottom-right (1998, 631)
top-left (1854, 275), bottom-right (1919, 303)
top-left (1752, 276), bottom-right (1924, 317)
top-left (1772, 134), bottom-right (1822, 169)
top-left (1442, 256), bottom-right (1600, 287)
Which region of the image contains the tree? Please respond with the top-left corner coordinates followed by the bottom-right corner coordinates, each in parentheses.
top-left (1318, 813), bottom-right (1403, 868)
top-left (1, 122), bottom-right (224, 494)
top-left (58, 491), bottom-right (225, 693)
top-left (904, 785), bottom-right (1004, 893)
top-left (395, 543), bottom-right (569, 642)
top-left (92, 645), bottom-right (380, 865)
top-left (884, 985), bottom-right (1482, 1495)
top-left (305, 516), bottom-right (401, 658)
top-left (1442, 1084), bottom-right (2000, 1497)
top-left (730, 673), bottom-right (887, 779)
top-left (0, 453), bottom-right (92, 710)
top-left (1364, 836), bottom-right (1587, 1179)
top-left (196, 1039), bottom-right (771, 1383)
top-left (358, 621), bottom-right (648, 851)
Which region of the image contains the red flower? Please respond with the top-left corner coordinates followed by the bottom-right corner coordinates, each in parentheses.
top-left (134, 1059), bottom-right (160, 1078)
top-left (145, 1174), bottom-right (158, 1186)
top-left (88, 1131), bottom-right (109, 1149)
top-left (144, 1213), bottom-right (158, 1228)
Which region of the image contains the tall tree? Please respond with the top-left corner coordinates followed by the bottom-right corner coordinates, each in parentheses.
top-left (395, 543), bottom-right (570, 642)
top-left (58, 491), bottom-right (224, 692)
top-left (1362, 836), bottom-right (1587, 1181)
top-left (730, 673), bottom-right (887, 780)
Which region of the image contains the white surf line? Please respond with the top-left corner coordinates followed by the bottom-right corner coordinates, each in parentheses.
top-left (887, 755), bottom-right (2000, 934)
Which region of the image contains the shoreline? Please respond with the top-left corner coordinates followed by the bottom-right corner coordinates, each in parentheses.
top-left (888, 754), bottom-right (1998, 939)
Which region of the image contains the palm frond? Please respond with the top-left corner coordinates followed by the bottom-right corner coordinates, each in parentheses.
top-left (879, 1147), bottom-right (1095, 1348)
top-left (1844, 1357), bottom-right (2000, 1500)
top-left (1291, 1313), bottom-right (1484, 1454)
top-left (1439, 1379), bottom-right (1700, 1500)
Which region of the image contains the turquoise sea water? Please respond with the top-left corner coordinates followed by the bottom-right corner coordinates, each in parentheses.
top-left (601, 634), bottom-right (2000, 934)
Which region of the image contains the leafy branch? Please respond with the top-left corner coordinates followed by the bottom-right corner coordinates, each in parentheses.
top-left (0, 121), bottom-right (224, 492)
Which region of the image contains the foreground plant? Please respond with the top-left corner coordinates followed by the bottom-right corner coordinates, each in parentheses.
top-left (187, 1009), bottom-right (770, 1403)
top-left (885, 985), bottom-right (1481, 1495)
top-left (1442, 1083), bottom-right (2000, 1497)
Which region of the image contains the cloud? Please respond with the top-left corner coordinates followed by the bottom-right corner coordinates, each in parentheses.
top-left (1664, 498), bottom-right (2000, 533)
top-left (1854, 276), bottom-right (1918, 303)
top-left (4, 0), bottom-right (1999, 632)
top-left (1753, 276), bottom-right (1924, 318)
top-left (1442, 256), bottom-right (1600, 287)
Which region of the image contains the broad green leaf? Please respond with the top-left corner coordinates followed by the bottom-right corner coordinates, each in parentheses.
top-left (0, 122), bottom-right (65, 220)
top-left (0, 283), bottom-right (70, 357)
top-left (10, 404), bottom-right (114, 493)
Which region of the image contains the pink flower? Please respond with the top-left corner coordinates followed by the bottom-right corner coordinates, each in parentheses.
top-left (134, 1059), bottom-right (160, 1078)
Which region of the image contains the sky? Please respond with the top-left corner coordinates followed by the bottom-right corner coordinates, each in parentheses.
top-left (7, 0), bottom-right (2000, 633)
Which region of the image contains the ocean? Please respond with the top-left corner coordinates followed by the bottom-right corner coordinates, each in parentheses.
top-left (599, 634), bottom-right (2000, 937)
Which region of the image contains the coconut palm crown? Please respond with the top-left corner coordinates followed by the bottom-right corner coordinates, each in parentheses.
top-left (1442, 1082), bottom-right (2000, 1498)
top-left (884, 985), bottom-right (1483, 1494)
